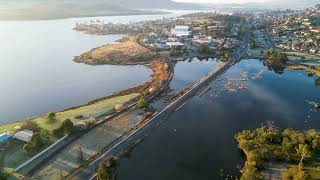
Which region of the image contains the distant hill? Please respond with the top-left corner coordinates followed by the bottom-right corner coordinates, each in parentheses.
top-left (0, 0), bottom-right (203, 21)
top-left (206, 0), bottom-right (319, 9)
top-left (117, 0), bottom-right (202, 9)
top-left (267, 0), bottom-right (320, 9)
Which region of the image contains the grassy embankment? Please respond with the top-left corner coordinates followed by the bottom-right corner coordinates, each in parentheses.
top-left (236, 127), bottom-right (320, 180)
top-left (0, 94), bottom-right (139, 135)
top-left (0, 93), bottom-right (139, 175)
top-left (285, 51), bottom-right (320, 61)
top-left (74, 36), bottom-right (156, 65)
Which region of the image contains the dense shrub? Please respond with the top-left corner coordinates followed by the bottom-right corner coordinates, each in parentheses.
top-left (21, 120), bottom-right (39, 132)
top-left (236, 127), bottom-right (320, 179)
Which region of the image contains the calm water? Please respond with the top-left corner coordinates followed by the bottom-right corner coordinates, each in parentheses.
top-left (0, 12), bottom-right (193, 124)
top-left (170, 58), bottom-right (221, 91)
top-left (152, 57), bottom-right (221, 110)
top-left (117, 59), bottom-right (320, 180)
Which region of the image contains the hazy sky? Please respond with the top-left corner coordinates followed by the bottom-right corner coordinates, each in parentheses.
top-left (174, 0), bottom-right (272, 4)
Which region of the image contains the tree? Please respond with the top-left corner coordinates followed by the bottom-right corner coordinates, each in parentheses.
top-left (30, 133), bottom-right (44, 150)
top-left (23, 143), bottom-right (33, 155)
top-left (53, 119), bottom-right (74, 137)
top-left (97, 162), bottom-right (109, 180)
top-left (61, 119), bottom-right (74, 134)
top-left (296, 144), bottom-right (311, 172)
top-left (53, 127), bottom-right (64, 138)
top-left (21, 120), bottom-right (39, 132)
top-left (23, 133), bottom-right (44, 154)
top-left (47, 112), bottom-right (56, 123)
top-left (137, 98), bottom-right (148, 109)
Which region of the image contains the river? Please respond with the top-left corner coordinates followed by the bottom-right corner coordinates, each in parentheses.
top-left (117, 59), bottom-right (320, 180)
top-left (0, 11), bottom-right (194, 124)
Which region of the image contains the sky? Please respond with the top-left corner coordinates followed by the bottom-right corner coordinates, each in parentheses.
top-left (174, 0), bottom-right (272, 4)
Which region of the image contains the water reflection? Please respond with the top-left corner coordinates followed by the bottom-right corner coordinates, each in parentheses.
top-left (117, 59), bottom-right (320, 180)
top-left (0, 12), bottom-right (193, 124)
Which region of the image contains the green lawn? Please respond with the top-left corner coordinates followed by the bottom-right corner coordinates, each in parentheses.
top-left (248, 48), bottom-right (264, 57)
top-left (285, 51), bottom-right (320, 59)
top-left (0, 93), bottom-right (139, 134)
top-left (0, 93), bottom-right (140, 178)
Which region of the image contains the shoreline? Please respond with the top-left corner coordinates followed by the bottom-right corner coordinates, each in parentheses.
top-left (0, 33), bottom-right (167, 128)
top-left (0, 61), bottom-right (168, 130)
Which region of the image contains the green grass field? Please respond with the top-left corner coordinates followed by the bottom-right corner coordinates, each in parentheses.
top-left (285, 51), bottom-right (320, 59)
top-left (248, 48), bottom-right (264, 57)
top-left (0, 93), bottom-right (139, 134)
top-left (0, 93), bottom-right (139, 178)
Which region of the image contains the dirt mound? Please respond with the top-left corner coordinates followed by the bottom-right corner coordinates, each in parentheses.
top-left (74, 36), bottom-right (155, 65)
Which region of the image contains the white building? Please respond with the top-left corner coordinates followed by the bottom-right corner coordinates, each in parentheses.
top-left (171, 26), bottom-right (190, 37)
top-left (14, 130), bottom-right (33, 142)
top-left (166, 42), bottom-right (184, 48)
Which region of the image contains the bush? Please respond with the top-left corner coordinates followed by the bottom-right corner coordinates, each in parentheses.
top-left (47, 112), bottom-right (56, 123)
top-left (282, 166), bottom-right (309, 180)
top-left (53, 119), bottom-right (74, 137)
top-left (61, 119), bottom-right (74, 134)
top-left (21, 120), bottom-right (39, 132)
top-left (240, 161), bottom-right (263, 180)
top-left (81, 53), bottom-right (92, 60)
top-left (264, 49), bottom-right (288, 67)
top-left (22, 133), bottom-right (44, 154)
top-left (52, 127), bottom-right (61, 137)
top-left (137, 98), bottom-right (148, 109)
top-left (97, 162), bottom-right (110, 180)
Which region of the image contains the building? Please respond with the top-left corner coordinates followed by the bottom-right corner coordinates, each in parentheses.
top-left (14, 130), bottom-right (33, 142)
top-left (166, 42), bottom-right (184, 48)
top-left (0, 133), bottom-right (12, 146)
top-left (171, 26), bottom-right (190, 37)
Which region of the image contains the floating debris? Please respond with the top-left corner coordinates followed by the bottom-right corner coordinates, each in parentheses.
top-left (252, 70), bottom-right (266, 80)
top-left (242, 72), bottom-right (249, 81)
top-left (307, 100), bottom-right (320, 109)
top-left (225, 79), bottom-right (247, 93)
